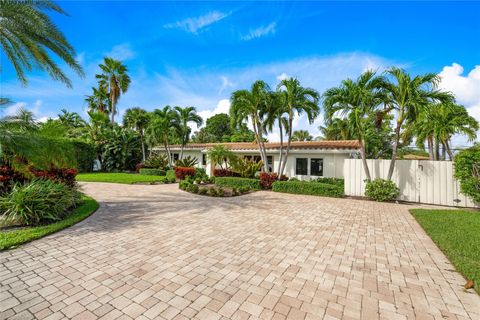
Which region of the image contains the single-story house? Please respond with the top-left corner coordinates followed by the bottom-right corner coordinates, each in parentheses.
top-left (159, 140), bottom-right (360, 180)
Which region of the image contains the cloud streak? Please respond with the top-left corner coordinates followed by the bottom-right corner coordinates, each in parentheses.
top-left (241, 22), bottom-right (277, 41)
top-left (164, 11), bottom-right (229, 34)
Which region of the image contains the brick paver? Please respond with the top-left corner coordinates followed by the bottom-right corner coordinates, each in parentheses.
top-left (1, 182), bottom-right (479, 319)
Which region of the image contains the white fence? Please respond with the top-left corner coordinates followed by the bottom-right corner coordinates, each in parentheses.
top-left (344, 159), bottom-right (478, 208)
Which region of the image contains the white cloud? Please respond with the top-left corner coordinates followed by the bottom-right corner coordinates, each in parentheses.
top-left (276, 72), bottom-right (289, 81)
top-left (439, 63), bottom-right (480, 146)
top-left (218, 76), bottom-right (234, 94)
top-left (164, 11), bottom-right (229, 34)
top-left (190, 99), bottom-right (231, 133)
top-left (105, 43), bottom-right (135, 61)
top-left (1, 100), bottom-right (48, 121)
top-left (241, 22), bottom-right (277, 41)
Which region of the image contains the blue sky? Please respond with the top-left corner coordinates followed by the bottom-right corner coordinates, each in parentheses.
top-left (2, 1), bottom-right (480, 146)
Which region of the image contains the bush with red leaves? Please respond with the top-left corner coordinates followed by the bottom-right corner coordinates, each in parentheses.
top-left (174, 167), bottom-right (196, 180)
top-left (30, 167), bottom-right (78, 188)
top-left (135, 163), bottom-right (145, 173)
top-left (0, 166), bottom-right (26, 194)
top-left (213, 169), bottom-right (241, 177)
top-left (259, 172), bottom-right (288, 190)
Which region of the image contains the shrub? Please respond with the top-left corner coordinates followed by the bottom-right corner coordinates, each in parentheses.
top-left (166, 169), bottom-right (176, 182)
top-left (175, 156), bottom-right (198, 168)
top-left (239, 186), bottom-right (251, 194)
top-left (312, 177), bottom-right (344, 187)
top-left (198, 187), bottom-right (208, 195)
top-left (207, 188), bottom-right (218, 197)
top-left (179, 177), bottom-right (193, 190)
top-left (217, 187), bottom-right (225, 197)
top-left (189, 184), bottom-right (199, 193)
top-left (144, 153), bottom-right (168, 170)
top-left (454, 144), bottom-right (480, 203)
top-left (0, 179), bottom-right (81, 226)
top-left (175, 167), bottom-right (196, 180)
top-left (194, 167), bottom-right (208, 182)
top-left (232, 187), bottom-right (239, 196)
top-left (215, 177), bottom-right (261, 190)
top-left (0, 166), bottom-right (26, 194)
top-left (213, 169), bottom-right (240, 177)
top-left (30, 167), bottom-right (78, 188)
top-left (71, 140), bottom-right (96, 173)
top-left (365, 179), bottom-right (400, 202)
top-left (135, 163), bottom-right (145, 172)
top-left (139, 168), bottom-right (166, 176)
top-left (231, 158), bottom-right (263, 178)
top-left (272, 181), bottom-right (344, 198)
top-left (259, 172), bottom-right (288, 190)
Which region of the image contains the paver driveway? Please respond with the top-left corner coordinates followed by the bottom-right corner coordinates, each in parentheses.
top-left (1, 183), bottom-right (479, 320)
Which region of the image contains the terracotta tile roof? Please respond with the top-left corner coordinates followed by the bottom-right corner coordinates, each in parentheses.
top-left (169, 140), bottom-right (360, 150)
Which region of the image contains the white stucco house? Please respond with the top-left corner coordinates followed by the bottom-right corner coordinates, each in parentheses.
top-left (161, 140), bottom-right (360, 180)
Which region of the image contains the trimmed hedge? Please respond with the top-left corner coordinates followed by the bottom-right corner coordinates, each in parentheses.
top-left (139, 168), bottom-right (166, 176)
top-left (215, 177), bottom-right (261, 190)
top-left (312, 177), bottom-right (344, 188)
top-left (272, 181), bottom-right (344, 198)
top-left (166, 169), bottom-right (176, 181)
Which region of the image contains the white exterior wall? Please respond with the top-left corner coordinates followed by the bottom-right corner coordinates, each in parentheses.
top-left (344, 159), bottom-right (478, 208)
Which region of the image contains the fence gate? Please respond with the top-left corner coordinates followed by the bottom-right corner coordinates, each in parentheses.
top-left (343, 159), bottom-right (477, 208)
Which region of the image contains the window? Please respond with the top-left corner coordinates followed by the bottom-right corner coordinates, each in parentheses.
top-left (202, 154), bottom-right (207, 166)
top-left (311, 158), bottom-right (323, 176)
top-left (172, 153), bottom-right (179, 161)
top-left (267, 156), bottom-right (273, 172)
top-left (296, 158), bottom-right (308, 175)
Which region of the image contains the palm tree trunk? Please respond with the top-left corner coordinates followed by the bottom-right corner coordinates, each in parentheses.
top-left (434, 139), bottom-right (440, 161)
top-left (387, 120), bottom-right (402, 180)
top-left (252, 118), bottom-right (268, 172)
top-left (180, 134), bottom-right (185, 160)
top-left (445, 140), bottom-right (454, 160)
top-left (164, 141), bottom-right (172, 167)
top-left (257, 121), bottom-right (269, 172)
top-left (279, 116), bottom-right (293, 177)
top-left (140, 132), bottom-right (146, 162)
top-left (277, 117), bottom-right (284, 177)
top-left (427, 136), bottom-right (434, 160)
top-left (359, 138), bottom-right (372, 181)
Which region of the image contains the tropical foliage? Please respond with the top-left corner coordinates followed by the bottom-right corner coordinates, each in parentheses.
top-left (454, 144), bottom-right (480, 203)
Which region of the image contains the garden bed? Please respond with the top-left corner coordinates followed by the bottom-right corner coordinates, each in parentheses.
top-left (179, 180), bottom-right (254, 197)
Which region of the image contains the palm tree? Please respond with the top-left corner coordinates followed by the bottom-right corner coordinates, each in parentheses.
top-left (96, 57), bottom-right (131, 124)
top-left (292, 130), bottom-right (313, 141)
top-left (277, 78), bottom-right (320, 177)
top-left (323, 71), bottom-right (384, 181)
top-left (85, 86), bottom-right (110, 114)
top-left (58, 109), bottom-right (86, 128)
top-left (123, 107), bottom-right (150, 162)
top-left (174, 106), bottom-right (203, 159)
top-left (382, 67), bottom-right (453, 179)
top-left (230, 80), bottom-right (271, 172)
top-left (264, 91), bottom-right (288, 174)
top-left (0, 0), bottom-right (84, 87)
top-left (415, 103), bottom-right (478, 160)
top-left (318, 118), bottom-right (354, 140)
top-left (145, 106), bottom-right (179, 166)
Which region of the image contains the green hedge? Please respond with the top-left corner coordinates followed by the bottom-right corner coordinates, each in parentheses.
top-left (166, 169), bottom-right (176, 181)
top-left (139, 168), bottom-right (166, 176)
top-left (312, 177), bottom-right (344, 188)
top-left (215, 177), bottom-right (261, 190)
top-left (272, 181), bottom-right (344, 198)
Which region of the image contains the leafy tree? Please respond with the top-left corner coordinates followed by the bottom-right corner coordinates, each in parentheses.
top-left (0, 0), bottom-right (84, 87)
top-left (96, 57), bottom-right (131, 124)
top-left (207, 145), bottom-right (237, 170)
top-left (85, 86), bottom-right (110, 114)
top-left (231, 80), bottom-right (271, 172)
top-left (381, 67), bottom-right (452, 179)
top-left (230, 125), bottom-right (256, 142)
top-left (292, 130), bottom-right (313, 141)
top-left (102, 126), bottom-right (141, 171)
top-left (58, 109), bottom-right (86, 129)
top-left (277, 78), bottom-right (319, 176)
top-left (318, 118), bottom-right (354, 140)
top-left (174, 106), bottom-right (203, 159)
top-left (323, 71), bottom-right (384, 181)
top-left (123, 107), bottom-right (150, 162)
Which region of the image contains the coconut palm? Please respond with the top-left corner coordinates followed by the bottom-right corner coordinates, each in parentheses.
top-left (230, 80), bottom-right (270, 172)
top-left (323, 71), bottom-right (384, 181)
top-left (174, 106), bottom-right (203, 159)
top-left (123, 107), bottom-right (150, 162)
top-left (0, 0), bottom-right (84, 87)
top-left (96, 57), bottom-right (131, 124)
top-left (263, 91), bottom-right (288, 174)
top-left (145, 106), bottom-right (179, 166)
top-left (277, 78), bottom-right (319, 176)
top-left (382, 67), bottom-right (453, 179)
top-left (85, 86), bottom-right (110, 114)
top-left (292, 130), bottom-right (313, 141)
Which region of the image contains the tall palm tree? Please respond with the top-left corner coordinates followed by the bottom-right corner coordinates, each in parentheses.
top-left (323, 71), bottom-right (384, 181)
top-left (85, 86), bottom-right (110, 114)
top-left (0, 0), bottom-right (84, 87)
top-left (277, 78), bottom-right (320, 177)
top-left (174, 106), bottom-right (203, 159)
top-left (382, 67), bottom-right (453, 179)
top-left (96, 57), bottom-right (131, 124)
top-left (145, 106), bottom-right (179, 166)
top-left (123, 107), bottom-right (150, 162)
top-left (230, 80), bottom-right (271, 172)
top-left (264, 91), bottom-right (288, 174)
top-left (292, 130), bottom-right (313, 141)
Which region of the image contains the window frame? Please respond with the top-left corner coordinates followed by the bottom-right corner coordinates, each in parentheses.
top-left (310, 158), bottom-right (324, 177)
top-left (295, 158), bottom-right (308, 175)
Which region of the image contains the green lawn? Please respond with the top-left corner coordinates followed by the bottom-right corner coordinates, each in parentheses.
top-left (0, 196), bottom-right (99, 251)
top-left (76, 172), bottom-right (166, 184)
top-left (410, 208), bottom-right (480, 294)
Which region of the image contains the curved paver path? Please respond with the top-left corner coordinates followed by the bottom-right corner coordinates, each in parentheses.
top-left (1, 183), bottom-right (479, 320)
